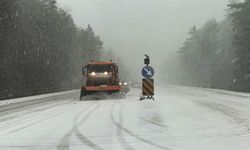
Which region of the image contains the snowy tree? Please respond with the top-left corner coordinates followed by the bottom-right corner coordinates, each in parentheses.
top-left (0, 0), bottom-right (104, 99)
top-left (229, 0), bottom-right (250, 91)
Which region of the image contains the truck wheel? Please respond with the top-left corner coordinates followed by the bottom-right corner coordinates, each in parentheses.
top-left (80, 88), bottom-right (86, 101)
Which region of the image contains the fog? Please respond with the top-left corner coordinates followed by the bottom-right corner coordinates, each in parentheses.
top-left (57, 0), bottom-right (228, 80)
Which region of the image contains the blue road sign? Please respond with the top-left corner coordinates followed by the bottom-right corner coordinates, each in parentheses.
top-left (142, 66), bottom-right (154, 78)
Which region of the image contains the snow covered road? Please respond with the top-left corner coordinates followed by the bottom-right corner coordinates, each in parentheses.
top-left (0, 86), bottom-right (250, 150)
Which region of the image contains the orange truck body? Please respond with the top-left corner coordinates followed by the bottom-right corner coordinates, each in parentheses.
top-left (80, 61), bottom-right (121, 99)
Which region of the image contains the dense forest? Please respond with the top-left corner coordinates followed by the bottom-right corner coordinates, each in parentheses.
top-left (0, 0), bottom-right (123, 99)
top-left (165, 0), bottom-right (250, 92)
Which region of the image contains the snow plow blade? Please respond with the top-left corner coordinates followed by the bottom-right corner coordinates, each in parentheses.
top-left (80, 86), bottom-right (124, 100)
top-left (85, 86), bottom-right (121, 92)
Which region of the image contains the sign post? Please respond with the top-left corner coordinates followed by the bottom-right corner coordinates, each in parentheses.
top-left (140, 55), bottom-right (155, 101)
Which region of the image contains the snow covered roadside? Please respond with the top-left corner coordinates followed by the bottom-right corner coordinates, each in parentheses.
top-left (0, 90), bottom-right (79, 106)
top-left (0, 89), bottom-right (80, 138)
top-left (172, 85), bottom-right (250, 98)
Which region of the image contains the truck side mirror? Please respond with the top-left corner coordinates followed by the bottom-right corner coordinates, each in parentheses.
top-left (82, 67), bottom-right (86, 75)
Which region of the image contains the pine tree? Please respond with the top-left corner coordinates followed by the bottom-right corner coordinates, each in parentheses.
top-left (0, 0), bottom-right (105, 99)
top-left (229, 0), bottom-right (250, 91)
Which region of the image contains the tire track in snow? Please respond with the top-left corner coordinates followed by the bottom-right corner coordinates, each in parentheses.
top-left (73, 103), bottom-right (104, 150)
top-left (111, 102), bottom-right (172, 150)
top-left (2, 106), bottom-right (72, 136)
top-left (0, 99), bottom-right (72, 124)
top-left (57, 102), bottom-right (104, 150)
top-left (138, 117), bottom-right (167, 128)
top-left (175, 87), bottom-right (250, 136)
top-left (0, 92), bottom-right (77, 114)
top-left (197, 101), bottom-right (250, 133)
top-left (0, 100), bottom-right (80, 136)
top-left (111, 102), bottom-right (136, 150)
top-left (57, 102), bottom-right (96, 150)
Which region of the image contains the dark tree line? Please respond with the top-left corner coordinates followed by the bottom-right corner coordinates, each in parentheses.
top-left (229, 0), bottom-right (250, 91)
top-left (0, 0), bottom-right (103, 99)
top-left (166, 0), bottom-right (250, 92)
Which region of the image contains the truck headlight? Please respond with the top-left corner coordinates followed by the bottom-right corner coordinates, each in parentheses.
top-left (119, 82), bottom-right (122, 86)
top-left (91, 72), bottom-right (96, 76)
top-left (124, 82), bottom-right (128, 86)
top-left (104, 72), bottom-right (108, 75)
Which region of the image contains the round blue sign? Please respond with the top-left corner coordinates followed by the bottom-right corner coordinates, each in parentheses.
top-left (142, 66), bottom-right (154, 78)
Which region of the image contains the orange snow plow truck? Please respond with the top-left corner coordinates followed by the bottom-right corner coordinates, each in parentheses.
top-left (80, 61), bottom-right (122, 100)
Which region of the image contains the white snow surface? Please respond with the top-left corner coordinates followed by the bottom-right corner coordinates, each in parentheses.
top-left (0, 85), bottom-right (250, 150)
top-left (0, 90), bottom-right (79, 106)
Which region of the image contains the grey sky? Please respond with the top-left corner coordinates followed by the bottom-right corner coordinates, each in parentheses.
top-left (57, 0), bottom-right (228, 79)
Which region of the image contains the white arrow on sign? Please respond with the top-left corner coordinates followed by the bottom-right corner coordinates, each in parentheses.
top-left (144, 68), bottom-right (152, 76)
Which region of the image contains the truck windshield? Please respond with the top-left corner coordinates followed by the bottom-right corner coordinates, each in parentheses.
top-left (88, 65), bottom-right (112, 73)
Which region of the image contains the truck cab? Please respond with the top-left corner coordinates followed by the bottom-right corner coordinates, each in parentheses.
top-left (80, 61), bottom-right (121, 99)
